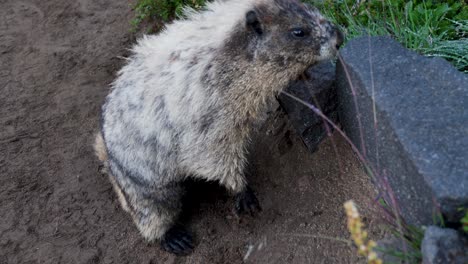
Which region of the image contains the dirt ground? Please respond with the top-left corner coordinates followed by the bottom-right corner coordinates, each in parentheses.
top-left (0, 0), bottom-right (383, 263)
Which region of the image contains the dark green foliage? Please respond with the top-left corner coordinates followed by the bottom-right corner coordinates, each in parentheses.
top-left (131, 0), bottom-right (208, 32)
top-left (317, 0), bottom-right (467, 38)
top-left (461, 209), bottom-right (468, 233)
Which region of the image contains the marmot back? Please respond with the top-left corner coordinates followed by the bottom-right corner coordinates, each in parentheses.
top-left (96, 0), bottom-right (343, 255)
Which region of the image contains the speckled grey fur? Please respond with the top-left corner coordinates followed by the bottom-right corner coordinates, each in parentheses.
top-left (95, 0), bottom-right (341, 245)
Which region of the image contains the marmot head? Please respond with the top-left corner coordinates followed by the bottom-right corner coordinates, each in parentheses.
top-left (245, 0), bottom-right (343, 70)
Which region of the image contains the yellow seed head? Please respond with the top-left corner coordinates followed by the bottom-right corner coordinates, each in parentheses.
top-left (344, 200), bottom-right (383, 264)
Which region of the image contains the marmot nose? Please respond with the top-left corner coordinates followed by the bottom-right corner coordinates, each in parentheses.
top-left (335, 29), bottom-right (344, 49)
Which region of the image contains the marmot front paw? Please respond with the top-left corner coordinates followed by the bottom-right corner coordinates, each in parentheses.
top-left (235, 187), bottom-right (261, 216)
top-left (160, 225), bottom-right (194, 256)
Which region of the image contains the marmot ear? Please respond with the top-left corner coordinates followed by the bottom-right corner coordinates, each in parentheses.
top-left (246, 10), bottom-right (263, 35)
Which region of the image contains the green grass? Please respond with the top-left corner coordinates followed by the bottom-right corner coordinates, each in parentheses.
top-left (382, 224), bottom-right (424, 263)
top-left (461, 208), bottom-right (468, 233)
top-left (131, 0), bottom-right (208, 32)
top-left (373, 198), bottom-right (424, 263)
top-left (305, 0), bottom-right (468, 72)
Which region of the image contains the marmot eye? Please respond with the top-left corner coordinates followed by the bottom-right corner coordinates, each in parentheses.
top-left (292, 28), bottom-right (305, 38)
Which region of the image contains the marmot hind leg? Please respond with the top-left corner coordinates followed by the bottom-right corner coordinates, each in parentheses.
top-left (110, 174), bottom-right (194, 255)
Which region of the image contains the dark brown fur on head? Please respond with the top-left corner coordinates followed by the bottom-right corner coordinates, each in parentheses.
top-left (240, 0), bottom-right (342, 69)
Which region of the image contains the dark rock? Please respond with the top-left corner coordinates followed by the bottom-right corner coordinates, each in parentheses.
top-left (336, 36), bottom-right (468, 225)
top-left (278, 61), bottom-right (338, 153)
top-left (421, 226), bottom-right (468, 264)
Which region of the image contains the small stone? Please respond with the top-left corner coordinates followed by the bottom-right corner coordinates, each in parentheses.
top-left (421, 226), bottom-right (468, 264)
top-left (207, 228), bottom-right (216, 235)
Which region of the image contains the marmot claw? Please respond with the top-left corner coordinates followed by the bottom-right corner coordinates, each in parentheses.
top-left (235, 187), bottom-right (262, 216)
top-left (160, 225), bottom-right (194, 256)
